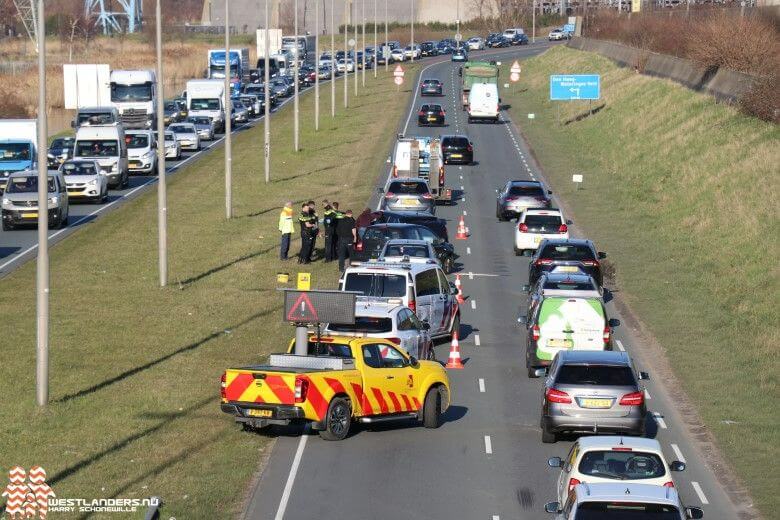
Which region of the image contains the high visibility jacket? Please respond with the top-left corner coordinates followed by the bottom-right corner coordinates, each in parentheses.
top-left (278, 207), bottom-right (295, 234)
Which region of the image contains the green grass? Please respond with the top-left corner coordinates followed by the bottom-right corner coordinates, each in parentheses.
top-left (0, 69), bottom-right (416, 518)
top-left (502, 46), bottom-right (779, 515)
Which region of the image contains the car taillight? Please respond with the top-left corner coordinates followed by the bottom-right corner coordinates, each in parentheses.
top-left (532, 325), bottom-right (540, 341)
top-left (385, 192), bottom-right (394, 198)
top-left (422, 193), bottom-right (433, 199)
top-left (294, 377), bottom-right (309, 403)
top-left (439, 111), bottom-right (445, 116)
top-left (546, 388), bottom-right (572, 404)
top-left (663, 481), bottom-right (675, 488)
top-left (568, 477), bottom-right (581, 491)
top-left (535, 258), bottom-right (553, 266)
top-left (354, 241), bottom-right (364, 251)
top-left (619, 391), bottom-right (644, 406)
top-left (392, 165), bottom-right (398, 177)
top-left (387, 337), bottom-right (402, 345)
top-left (418, 110), bottom-right (425, 116)
top-left (558, 224), bottom-right (568, 233)
top-left (496, 104), bottom-right (500, 112)
top-left (518, 223), bottom-right (528, 232)
top-left (581, 259), bottom-right (600, 267)
top-left (603, 327), bottom-right (611, 344)
top-left (220, 373), bottom-right (226, 400)
top-left (467, 144), bottom-right (473, 152)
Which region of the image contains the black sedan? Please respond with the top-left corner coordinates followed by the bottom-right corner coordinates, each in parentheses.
top-left (353, 223), bottom-right (456, 272)
top-left (417, 104), bottom-right (446, 126)
top-left (511, 33), bottom-right (529, 45)
top-left (440, 135), bottom-right (473, 165)
top-left (486, 33), bottom-right (511, 48)
top-left (420, 78), bottom-right (443, 96)
top-left (372, 210), bottom-right (449, 242)
top-left (528, 239), bottom-right (607, 287)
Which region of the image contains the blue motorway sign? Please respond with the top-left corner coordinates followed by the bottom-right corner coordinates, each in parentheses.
top-left (563, 23), bottom-right (575, 33)
top-left (549, 74), bottom-right (600, 100)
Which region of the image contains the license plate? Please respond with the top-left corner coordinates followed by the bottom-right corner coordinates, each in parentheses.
top-left (247, 408), bottom-right (272, 418)
top-left (427, 116), bottom-right (437, 121)
top-left (534, 236), bottom-right (542, 244)
top-left (401, 199), bottom-right (417, 206)
top-left (581, 398), bottom-right (612, 409)
top-left (558, 266), bottom-right (579, 273)
top-left (547, 338), bottom-right (573, 348)
top-left (451, 153), bottom-right (462, 158)
top-left (129, 162), bottom-right (141, 167)
top-left (21, 212), bottom-right (38, 218)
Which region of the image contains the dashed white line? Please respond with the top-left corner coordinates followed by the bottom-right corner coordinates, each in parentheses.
top-left (492, 516), bottom-right (500, 520)
top-left (462, 209), bottom-right (467, 215)
top-left (474, 334), bottom-right (481, 346)
top-left (652, 412), bottom-right (667, 429)
top-left (470, 299), bottom-right (476, 310)
top-left (670, 443), bottom-right (686, 463)
top-left (273, 430), bottom-right (309, 520)
top-left (691, 482), bottom-right (709, 505)
top-left (466, 247), bottom-right (471, 255)
top-left (484, 435), bottom-right (493, 454)
top-left (478, 378), bottom-right (486, 392)
top-left (615, 339), bottom-right (626, 351)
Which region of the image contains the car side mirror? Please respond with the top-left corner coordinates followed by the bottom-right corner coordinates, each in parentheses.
top-left (608, 318), bottom-right (619, 328)
top-left (377, 187), bottom-right (384, 193)
top-left (409, 356), bottom-right (419, 368)
top-left (670, 461), bottom-right (686, 472)
top-left (598, 251), bottom-right (607, 259)
top-left (685, 507), bottom-right (704, 520)
top-left (517, 315), bottom-right (527, 324)
top-left (566, 219), bottom-right (573, 225)
top-left (70, 120), bottom-right (76, 128)
top-left (534, 368), bottom-right (548, 377)
top-left (638, 371), bottom-right (650, 380)
top-left (521, 284), bottom-right (530, 292)
top-left (449, 283), bottom-right (458, 295)
top-left (547, 190), bottom-right (553, 195)
top-left (544, 502), bottom-right (561, 514)
top-left (547, 456), bottom-right (562, 468)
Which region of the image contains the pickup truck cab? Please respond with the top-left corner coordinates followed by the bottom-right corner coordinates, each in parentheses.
top-left (221, 336), bottom-right (450, 440)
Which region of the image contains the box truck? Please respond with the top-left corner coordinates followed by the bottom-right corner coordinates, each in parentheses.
top-left (207, 48), bottom-right (250, 94)
top-left (186, 79), bottom-right (226, 133)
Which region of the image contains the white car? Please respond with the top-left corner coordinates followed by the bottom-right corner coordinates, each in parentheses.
top-left (324, 302), bottom-right (434, 360)
top-left (125, 129), bottom-right (158, 175)
top-left (378, 239), bottom-right (439, 267)
top-left (404, 45), bottom-right (421, 59)
top-left (547, 436), bottom-right (687, 506)
top-left (514, 208), bottom-right (569, 256)
top-left (548, 28), bottom-right (571, 41)
top-left (467, 37), bottom-right (485, 50)
top-left (155, 130), bottom-right (181, 160)
top-left (168, 123), bottom-right (200, 152)
top-left (390, 47), bottom-right (406, 61)
top-left (60, 159), bottom-right (108, 203)
top-left (336, 58), bottom-right (355, 73)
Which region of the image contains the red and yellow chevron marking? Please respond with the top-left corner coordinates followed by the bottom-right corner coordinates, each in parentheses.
top-left (8, 466), bottom-right (25, 485)
top-left (28, 466), bottom-right (47, 485)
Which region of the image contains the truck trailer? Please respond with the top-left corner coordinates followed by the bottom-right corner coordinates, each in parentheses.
top-left (461, 61), bottom-right (499, 110)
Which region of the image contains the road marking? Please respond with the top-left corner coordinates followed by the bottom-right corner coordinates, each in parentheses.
top-left (652, 412), bottom-right (667, 429)
top-left (474, 334), bottom-right (481, 346)
top-left (644, 389), bottom-right (652, 400)
top-left (484, 435), bottom-right (493, 454)
top-left (273, 430), bottom-right (309, 520)
top-left (463, 209), bottom-right (467, 215)
top-left (478, 378), bottom-right (485, 392)
top-left (468, 271), bottom-right (474, 279)
top-left (670, 443), bottom-right (686, 463)
top-left (615, 339), bottom-right (625, 351)
top-left (466, 247), bottom-right (471, 255)
top-left (691, 482), bottom-right (709, 505)
top-left (459, 175), bottom-right (463, 180)
top-left (470, 299), bottom-right (476, 310)
top-left (492, 516), bottom-right (500, 520)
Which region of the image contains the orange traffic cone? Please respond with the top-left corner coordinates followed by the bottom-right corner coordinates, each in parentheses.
top-left (455, 274), bottom-right (465, 304)
top-left (456, 216), bottom-right (468, 240)
top-left (445, 332), bottom-right (465, 369)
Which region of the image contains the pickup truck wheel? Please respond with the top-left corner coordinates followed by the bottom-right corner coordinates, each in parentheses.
top-left (319, 397), bottom-right (351, 441)
top-left (422, 387), bottom-right (443, 429)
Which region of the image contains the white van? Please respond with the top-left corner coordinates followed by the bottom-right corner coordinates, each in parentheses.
top-left (339, 262), bottom-right (460, 340)
top-left (74, 124), bottom-right (129, 188)
top-left (467, 83), bottom-right (500, 123)
top-left (503, 28), bottom-right (525, 39)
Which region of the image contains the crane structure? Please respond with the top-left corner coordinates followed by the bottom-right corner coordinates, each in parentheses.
top-left (84, 0), bottom-right (143, 34)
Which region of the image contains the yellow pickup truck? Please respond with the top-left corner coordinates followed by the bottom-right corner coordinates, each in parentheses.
top-left (220, 336), bottom-right (451, 440)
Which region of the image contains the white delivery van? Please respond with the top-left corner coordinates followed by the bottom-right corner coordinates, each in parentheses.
top-left (467, 83), bottom-right (500, 123)
top-left (73, 124), bottom-right (129, 188)
top-left (186, 79), bottom-right (226, 133)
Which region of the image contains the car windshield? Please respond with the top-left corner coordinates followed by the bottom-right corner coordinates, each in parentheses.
top-left (62, 162), bottom-right (97, 175)
top-left (573, 502), bottom-right (681, 519)
top-left (384, 245), bottom-right (429, 258)
top-left (111, 82), bottom-right (152, 102)
top-left (543, 280), bottom-right (596, 292)
top-left (6, 176), bottom-right (55, 193)
top-left (556, 365), bottom-right (635, 386)
top-left (190, 98), bottom-right (220, 110)
top-left (389, 182), bottom-right (429, 195)
top-left (164, 102), bottom-right (177, 111)
top-left (169, 125), bottom-right (191, 134)
top-left (509, 186), bottom-right (545, 197)
top-left (75, 140), bottom-right (118, 157)
top-left (540, 244), bottom-right (596, 261)
top-left (443, 137), bottom-right (469, 147)
top-left (524, 214), bottom-right (562, 229)
top-left (190, 118), bottom-right (211, 125)
top-left (126, 134), bottom-right (149, 148)
top-left (77, 112), bottom-right (114, 125)
top-left (578, 450), bottom-right (666, 480)
top-left (328, 317), bottom-right (393, 333)
top-left (344, 273), bottom-right (407, 298)
top-left (0, 143), bottom-right (32, 162)
top-left (50, 138), bottom-right (74, 150)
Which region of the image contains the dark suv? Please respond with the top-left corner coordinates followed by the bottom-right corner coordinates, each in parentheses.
top-left (354, 223), bottom-right (456, 272)
top-left (420, 78), bottom-right (443, 96)
top-left (440, 135), bottom-right (473, 165)
top-left (529, 239), bottom-right (607, 287)
top-left (372, 210), bottom-right (449, 242)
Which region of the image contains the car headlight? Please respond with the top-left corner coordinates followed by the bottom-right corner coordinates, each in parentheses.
top-left (88, 179), bottom-right (98, 186)
top-left (2, 197), bottom-right (10, 206)
top-left (48, 196), bottom-right (58, 204)
top-left (111, 164), bottom-right (118, 172)
top-left (143, 150), bottom-right (154, 159)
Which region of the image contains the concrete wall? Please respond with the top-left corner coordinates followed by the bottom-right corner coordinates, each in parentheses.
top-left (567, 37), bottom-right (757, 102)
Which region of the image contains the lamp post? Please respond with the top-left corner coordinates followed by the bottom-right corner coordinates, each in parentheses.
top-left (35, 0), bottom-right (48, 407)
top-left (315, 0), bottom-right (319, 130)
top-left (264, 0), bottom-right (270, 183)
top-left (224, 0), bottom-right (232, 219)
top-left (293, 0), bottom-right (300, 151)
top-left (331, 0), bottom-right (336, 117)
top-left (155, 0), bottom-right (167, 287)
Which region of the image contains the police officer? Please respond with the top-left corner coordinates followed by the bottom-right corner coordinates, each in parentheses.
top-left (322, 200), bottom-right (336, 262)
top-left (306, 200), bottom-right (319, 263)
top-left (336, 209), bottom-right (357, 272)
top-left (297, 202), bottom-right (315, 264)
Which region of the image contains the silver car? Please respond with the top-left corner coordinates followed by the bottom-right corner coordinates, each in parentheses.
top-left (238, 94), bottom-right (261, 116)
top-left (167, 123), bottom-right (200, 152)
top-left (154, 130), bottom-right (181, 160)
top-left (496, 180), bottom-right (553, 221)
top-left (230, 99), bottom-right (250, 124)
top-left (382, 178), bottom-right (435, 214)
top-left (187, 116), bottom-right (215, 141)
top-left (60, 159), bottom-right (108, 203)
top-left (378, 239), bottom-right (439, 267)
top-left (539, 350), bottom-right (648, 443)
top-left (1, 170), bottom-right (69, 230)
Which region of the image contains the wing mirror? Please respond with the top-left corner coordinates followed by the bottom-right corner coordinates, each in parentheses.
top-left (534, 368), bottom-right (548, 377)
top-left (544, 502), bottom-right (561, 514)
top-left (598, 251), bottom-right (607, 259)
top-left (547, 456), bottom-right (562, 468)
top-left (409, 356), bottom-right (420, 368)
top-left (421, 321), bottom-right (431, 330)
top-left (685, 508), bottom-right (704, 520)
top-left (517, 315), bottom-right (527, 324)
top-left (608, 318), bottom-right (620, 328)
top-left (638, 371), bottom-right (650, 380)
top-left (521, 284), bottom-right (530, 292)
top-left (670, 461), bottom-right (686, 472)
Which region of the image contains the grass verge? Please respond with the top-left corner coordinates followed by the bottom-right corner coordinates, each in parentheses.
top-left (0, 68), bottom-right (416, 518)
top-left (501, 45), bottom-right (779, 515)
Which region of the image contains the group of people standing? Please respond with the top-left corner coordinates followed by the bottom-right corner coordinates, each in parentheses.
top-left (278, 200), bottom-right (357, 271)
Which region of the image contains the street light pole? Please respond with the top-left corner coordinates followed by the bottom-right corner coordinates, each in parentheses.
top-left (155, 0), bottom-right (167, 287)
top-left (532, 0), bottom-right (536, 43)
top-left (344, 0), bottom-right (348, 108)
top-left (264, 0), bottom-right (270, 183)
top-left (35, 0), bottom-right (48, 407)
top-left (361, 0), bottom-right (365, 87)
top-left (315, 0), bottom-right (319, 130)
top-left (410, 0), bottom-right (414, 63)
top-left (353, 18), bottom-right (358, 95)
top-left (224, 0), bottom-right (232, 218)
top-left (331, 0), bottom-right (335, 117)
top-left (373, 0), bottom-right (377, 78)
top-left (293, 0), bottom-right (300, 151)
top-left (384, 0), bottom-right (388, 72)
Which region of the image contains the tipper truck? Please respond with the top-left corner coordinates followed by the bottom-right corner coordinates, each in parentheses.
top-left (186, 79), bottom-right (226, 133)
top-left (0, 120), bottom-right (37, 193)
top-left (461, 61), bottom-right (500, 110)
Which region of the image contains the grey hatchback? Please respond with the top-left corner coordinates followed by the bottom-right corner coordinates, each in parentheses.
top-left (496, 180), bottom-right (553, 220)
top-left (382, 178), bottom-right (435, 214)
top-left (539, 350), bottom-right (648, 443)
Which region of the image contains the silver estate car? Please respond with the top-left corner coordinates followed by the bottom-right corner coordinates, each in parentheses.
top-left (168, 123), bottom-right (200, 152)
top-left (382, 178), bottom-right (435, 214)
top-left (496, 180), bottom-right (553, 221)
top-left (539, 350), bottom-right (648, 443)
top-left (187, 116), bottom-right (215, 141)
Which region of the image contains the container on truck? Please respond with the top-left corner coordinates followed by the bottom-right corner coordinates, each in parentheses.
top-left (110, 69), bottom-right (157, 129)
top-left (256, 28), bottom-right (283, 61)
top-left (281, 35), bottom-right (316, 63)
top-left (461, 61), bottom-right (499, 110)
top-left (186, 79), bottom-right (226, 133)
top-left (207, 48), bottom-right (250, 94)
top-left (0, 120), bottom-right (37, 193)
top-left (63, 64), bottom-right (111, 109)
top-left (73, 124), bottom-right (129, 189)
top-left (392, 135), bottom-right (451, 204)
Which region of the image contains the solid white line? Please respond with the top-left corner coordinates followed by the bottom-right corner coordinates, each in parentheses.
top-left (470, 299), bottom-right (476, 310)
top-left (462, 209), bottom-right (467, 215)
top-left (273, 432), bottom-right (309, 520)
top-left (484, 435), bottom-right (493, 454)
top-left (615, 339), bottom-right (626, 351)
top-left (474, 334), bottom-right (481, 346)
top-left (466, 246), bottom-right (471, 255)
top-left (478, 378), bottom-right (485, 393)
top-left (691, 482), bottom-right (709, 505)
top-left (644, 388), bottom-right (652, 400)
top-left (652, 412), bottom-right (668, 429)
top-left (670, 443), bottom-right (686, 463)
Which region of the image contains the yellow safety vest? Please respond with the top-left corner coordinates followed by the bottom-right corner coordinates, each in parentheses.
top-left (278, 208), bottom-right (295, 234)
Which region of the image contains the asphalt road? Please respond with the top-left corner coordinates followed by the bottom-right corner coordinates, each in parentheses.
top-left (241, 44), bottom-right (748, 520)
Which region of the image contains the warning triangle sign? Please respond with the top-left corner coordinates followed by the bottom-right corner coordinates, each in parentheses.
top-left (286, 292), bottom-right (319, 322)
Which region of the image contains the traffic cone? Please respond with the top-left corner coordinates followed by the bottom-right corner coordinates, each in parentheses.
top-left (445, 332), bottom-right (465, 369)
top-left (455, 274), bottom-right (465, 304)
top-left (456, 216), bottom-right (468, 240)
